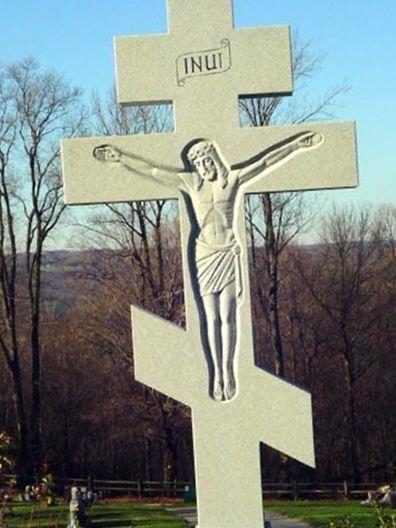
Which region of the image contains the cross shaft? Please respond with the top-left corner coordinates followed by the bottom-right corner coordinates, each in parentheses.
top-left (61, 2), bottom-right (359, 527)
top-left (131, 199), bottom-right (314, 528)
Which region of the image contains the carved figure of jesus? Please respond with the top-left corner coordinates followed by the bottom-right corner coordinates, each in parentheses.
top-left (93, 131), bottom-right (323, 402)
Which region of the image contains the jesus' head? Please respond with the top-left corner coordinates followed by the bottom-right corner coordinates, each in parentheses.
top-left (186, 140), bottom-right (228, 191)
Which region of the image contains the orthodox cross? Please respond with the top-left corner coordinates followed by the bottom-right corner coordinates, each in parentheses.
top-left (61, 1), bottom-right (358, 527)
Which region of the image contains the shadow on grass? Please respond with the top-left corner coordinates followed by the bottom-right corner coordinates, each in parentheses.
top-left (132, 522), bottom-right (185, 527)
top-left (16, 508), bottom-right (65, 518)
top-left (91, 521), bottom-right (134, 528)
top-left (91, 518), bottom-right (180, 528)
top-left (89, 512), bottom-right (125, 519)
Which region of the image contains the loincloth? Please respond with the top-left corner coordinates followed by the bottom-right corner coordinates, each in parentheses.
top-left (195, 239), bottom-right (242, 298)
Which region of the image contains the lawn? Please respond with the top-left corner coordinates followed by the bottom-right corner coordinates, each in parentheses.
top-left (264, 499), bottom-right (396, 527)
top-left (2, 502), bottom-right (186, 528)
top-left (3, 499), bottom-right (395, 528)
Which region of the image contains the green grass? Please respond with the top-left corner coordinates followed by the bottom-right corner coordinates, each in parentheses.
top-left (1, 502), bottom-right (186, 528)
top-left (264, 499), bottom-right (395, 527)
top-left (89, 503), bottom-right (186, 528)
top-left (1, 503), bottom-right (68, 528)
top-left (3, 499), bottom-right (395, 528)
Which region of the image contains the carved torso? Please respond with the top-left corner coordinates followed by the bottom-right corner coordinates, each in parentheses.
top-left (184, 170), bottom-right (239, 246)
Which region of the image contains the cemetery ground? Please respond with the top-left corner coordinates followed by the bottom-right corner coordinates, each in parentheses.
top-left (2, 499), bottom-right (395, 528)
top-left (2, 501), bottom-right (185, 528)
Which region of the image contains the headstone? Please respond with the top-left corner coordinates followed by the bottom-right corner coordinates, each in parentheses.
top-left (80, 487), bottom-right (87, 507)
top-left (67, 487), bottom-right (87, 528)
top-left (86, 489), bottom-right (94, 507)
top-left (23, 485), bottom-right (33, 502)
top-left (61, 1), bottom-right (358, 527)
top-left (361, 484), bottom-right (395, 507)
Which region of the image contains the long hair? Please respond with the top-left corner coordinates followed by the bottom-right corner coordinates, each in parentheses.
top-left (184, 139), bottom-right (229, 191)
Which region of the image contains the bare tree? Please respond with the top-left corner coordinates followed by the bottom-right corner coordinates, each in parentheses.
top-left (240, 35), bottom-right (349, 376)
top-left (377, 204), bottom-right (396, 260)
top-left (77, 89), bottom-right (188, 479)
top-left (0, 58), bottom-right (85, 471)
top-left (294, 205), bottom-right (389, 480)
top-left (92, 87), bottom-right (173, 137)
top-left (0, 69), bottom-right (26, 468)
top-left (89, 87), bottom-right (181, 315)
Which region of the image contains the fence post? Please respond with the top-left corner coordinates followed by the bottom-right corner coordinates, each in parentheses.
top-left (343, 480), bottom-right (349, 499)
top-left (293, 481), bottom-right (298, 501)
top-left (137, 479), bottom-right (143, 499)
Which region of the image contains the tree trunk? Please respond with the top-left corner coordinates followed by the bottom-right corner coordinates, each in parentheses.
top-left (29, 254), bottom-right (43, 471)
top-left (262, 193), bottom-right (285, 377)
top-left (162, 424), bottom-right (177, 482)
top-left (10, 361), bottom-right (29, 473)
top-left (30, 309), bottom-right (42, 470)
top-left (144, 437), bottom-right (153, 481)
top-left (344, 359), bottom-right (359, 482)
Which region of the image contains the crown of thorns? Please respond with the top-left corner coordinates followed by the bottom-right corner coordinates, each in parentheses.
top-left (187, 141), bottom-right (216, 162)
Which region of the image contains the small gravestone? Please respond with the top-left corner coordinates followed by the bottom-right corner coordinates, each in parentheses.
top-left (67, 487), bottom-right (87, 528)
top-left (62, 1), bottom-right (358, 526)
top-left (23, 485), bottom-right (33, 502)
top-left (86, 489), bottom-right (94, 507)
top-left (80, 487), bottom-right (87, 507)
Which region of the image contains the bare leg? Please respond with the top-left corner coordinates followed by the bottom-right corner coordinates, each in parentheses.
top-left (219, 282), bottom-right (237, 401)
top-left (201, 293), bottom-right (222, 401)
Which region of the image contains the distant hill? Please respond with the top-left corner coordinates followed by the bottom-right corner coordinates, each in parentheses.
top-left (38, 244), bottom-right (324, 313)
top-left (39, 250), bottom-right (102, 314)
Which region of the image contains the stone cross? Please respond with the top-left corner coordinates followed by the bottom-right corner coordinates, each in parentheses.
top-left (61, 1), bottom-right (358, 527)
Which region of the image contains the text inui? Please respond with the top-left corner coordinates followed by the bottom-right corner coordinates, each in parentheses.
top-left (176, 39), bottom-right (231, 86)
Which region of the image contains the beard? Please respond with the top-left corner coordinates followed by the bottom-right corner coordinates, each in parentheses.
top-left (205, 170), bottom-right (217, 181)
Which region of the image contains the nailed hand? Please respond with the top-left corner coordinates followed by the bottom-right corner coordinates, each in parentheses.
top-left (297, 131), bottom-right (324, 149)
top-left (93, 144), bottom-right (122, 163)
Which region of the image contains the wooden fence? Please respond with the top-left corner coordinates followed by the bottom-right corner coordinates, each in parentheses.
top-left (261, 481), bottom-right (378, 499)
top-left (2, 474), bottom-right (381, 500)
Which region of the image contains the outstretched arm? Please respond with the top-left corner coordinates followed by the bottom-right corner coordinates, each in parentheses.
top-left (93, 144), bottom-right (185, 190)
top-left (237, 131), bottom-right (324, 185)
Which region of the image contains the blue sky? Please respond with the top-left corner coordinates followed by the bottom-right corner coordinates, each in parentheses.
top-left (1, 0), bottom-right (395, 209)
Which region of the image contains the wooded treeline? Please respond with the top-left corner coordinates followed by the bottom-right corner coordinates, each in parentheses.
top-left (0, 52), bottom-right (395, 485)
top-left (1, 202), bottom-right (394, 484)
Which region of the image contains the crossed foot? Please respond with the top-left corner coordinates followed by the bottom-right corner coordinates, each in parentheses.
top-left (213, 372), bottom-right (236, 402)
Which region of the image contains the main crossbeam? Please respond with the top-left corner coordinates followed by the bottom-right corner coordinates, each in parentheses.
top-left (62, 122), bottom-right (357, 205)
